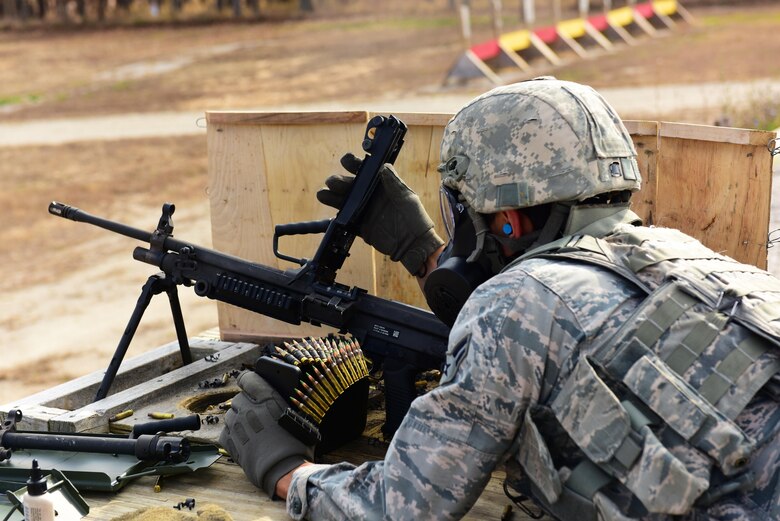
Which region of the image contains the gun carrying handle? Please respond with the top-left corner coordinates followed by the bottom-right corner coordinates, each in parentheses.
top-left (273, 219), bottom-right (331, 266)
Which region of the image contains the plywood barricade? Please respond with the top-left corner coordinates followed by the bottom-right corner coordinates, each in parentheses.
top-left (206, 111), bottom-right (775, 342)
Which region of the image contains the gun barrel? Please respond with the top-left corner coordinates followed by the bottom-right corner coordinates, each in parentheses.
top-left (1, 430), bottom-right (190, 462)
top-left (49, 201), bottom-right (152, 243)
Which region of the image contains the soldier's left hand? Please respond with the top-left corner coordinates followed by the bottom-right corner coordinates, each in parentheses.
top-left (219, 371), bottom-right (314, 498)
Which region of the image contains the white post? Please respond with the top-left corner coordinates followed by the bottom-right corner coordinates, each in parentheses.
top-left (578, 0), bottom-right (589, 18)
top-left (553, 0), bottom-right (561, 23)
top-left (455, 0), bottom-right (472, 48)
top-left (491, 0), bottom-right (503, 38)
top-left (522, 0), bottom-right (535, 25)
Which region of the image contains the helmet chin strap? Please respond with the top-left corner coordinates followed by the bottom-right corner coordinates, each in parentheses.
top-left (465, 207), bottom-right (507, 274)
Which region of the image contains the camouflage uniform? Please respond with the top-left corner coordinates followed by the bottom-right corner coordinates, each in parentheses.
top-left (286, 218), bottom-right (780, 521)
top-left (285, 79), bottom-right (779, 520)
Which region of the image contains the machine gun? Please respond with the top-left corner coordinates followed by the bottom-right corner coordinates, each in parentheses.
top-left (49, 115), bottom-right (449, 436)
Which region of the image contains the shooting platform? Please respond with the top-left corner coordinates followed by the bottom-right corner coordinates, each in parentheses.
top-left (0, 331), bottom-right (521, 520)
top-left (0, 111), bottom-right (776, 521)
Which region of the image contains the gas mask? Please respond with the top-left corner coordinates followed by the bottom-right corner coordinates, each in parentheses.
top-left (424, 186), bottom-right (541, 327)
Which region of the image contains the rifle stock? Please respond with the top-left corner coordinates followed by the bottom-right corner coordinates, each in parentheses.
top-left (49, 115), bottom-right (449, 437)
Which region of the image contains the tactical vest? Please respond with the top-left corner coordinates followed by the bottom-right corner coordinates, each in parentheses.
top-left (507, 225), bottom-right (780, 521)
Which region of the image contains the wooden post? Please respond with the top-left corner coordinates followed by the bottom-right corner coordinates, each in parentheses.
top-left (552, 0), bottom-right (561, 23)
top-left (603, 0), bottom-right (611, 13)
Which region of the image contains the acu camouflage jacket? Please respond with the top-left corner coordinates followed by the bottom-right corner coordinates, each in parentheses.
top-left (286, 209), bottom-right (780, 521)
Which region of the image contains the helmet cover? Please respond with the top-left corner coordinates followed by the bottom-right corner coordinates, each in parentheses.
top-left (439, 77), bottom-right (641, 213)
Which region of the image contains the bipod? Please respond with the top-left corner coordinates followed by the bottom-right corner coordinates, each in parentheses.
top-left (94, 271), bottom-right (192, 402)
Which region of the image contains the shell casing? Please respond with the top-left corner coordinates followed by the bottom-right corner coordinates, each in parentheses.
top-left (290, 339), bottom-right (315, 363)
top-left (339, 347), bottom-right (359, 383)
top-left (295, 388), bottom-right (327, 418)
top-left (311, 337), bottom-right (331, 362)
top-left (303, 375), bottom-right (333, 408)
top-left (283, 342), bottom-right (311, 364)
top-left (324, 365), bottom-right (346, 394)
top-left (334, 343), bottom-right (357, 381)
top-left (319, 358), bottom-right (344, 392)
top-left (300, 380), bottom-right (332, 412)
top-left (314, 343), bottom-right (328, 361)
top-left (322, 364), bottom-right (346, 395)
top-left (348, 339), bottom-right (369, 374)
top-left (345, 342), bottom-right (365, 373)
top-left (345, 349), bottom-right (365, 381)
top-left (147, 412), bottom-right (174, 419)
top-left (312, 365), bottom-right (342, 398)
top-left (308, 370), bottom-right (338, 402)
top-left (290, 396), bottom-right (323, 422)
top-left (299, 338), bottom-right (322, 363)
top-left (274, 346), bottom-right (299, 366)
top-left (327, 349), bottom-right (353, 387)
top-left (109, 409), bottom-right (134, 422)
top-left (329, 339), bottom-right (354, 380)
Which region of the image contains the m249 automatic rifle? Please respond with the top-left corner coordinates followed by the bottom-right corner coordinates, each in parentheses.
top-left (49, 115), bottom-right (449, 437)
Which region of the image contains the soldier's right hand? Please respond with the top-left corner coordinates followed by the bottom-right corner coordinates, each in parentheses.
top-left (317, 153), bottom-right (444, 276)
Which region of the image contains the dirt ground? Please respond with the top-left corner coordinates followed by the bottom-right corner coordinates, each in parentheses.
top-left (1, 3), bottom-right (780, 403)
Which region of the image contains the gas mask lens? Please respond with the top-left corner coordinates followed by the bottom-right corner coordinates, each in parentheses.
top-left (439, 186), bottom-right (466, 241)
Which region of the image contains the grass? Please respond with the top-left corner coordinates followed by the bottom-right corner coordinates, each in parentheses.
top-left (717, 89), bottom-right (780, 131)
top-left (309, 14), bottom-right (459, 33)
top-left (111, 80), bottom-right (135, 91)
top-left (701, 10), bottom-right (780, 27)
top-left (0, 93), bottom-right (40, 106)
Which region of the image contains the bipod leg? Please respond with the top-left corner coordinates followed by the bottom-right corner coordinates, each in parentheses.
top-left (94, 273), bottom-right (169, 402)
top-left (165, 283), bottom-right (192, 365)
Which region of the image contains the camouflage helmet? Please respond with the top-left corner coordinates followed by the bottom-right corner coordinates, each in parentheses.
top-left (439, 77), bottom-right (641, 214)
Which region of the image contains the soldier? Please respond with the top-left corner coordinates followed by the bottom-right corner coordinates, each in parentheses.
top-left (220, 77), bottom-right (780, 520)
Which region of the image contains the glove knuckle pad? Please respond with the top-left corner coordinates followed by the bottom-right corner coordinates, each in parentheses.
top-left (246, 409), bottom-right (265, 433)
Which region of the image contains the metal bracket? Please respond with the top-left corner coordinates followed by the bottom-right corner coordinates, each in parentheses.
top-left (768, 137), bottom-right (780, 157)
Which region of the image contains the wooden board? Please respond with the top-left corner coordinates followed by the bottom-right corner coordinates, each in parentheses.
top-left (655, 122), bottom-right (773, 268)
top-left (0, 333), bottom-right (257, 434)
top-left (80, 440), bottom-right (543, 521)
top-left (206, 111), bottom-right (776, 340)
top-left (624, 120), bottom-right (659, 225)
top-left (207, 113), bottom-right (370, 340)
